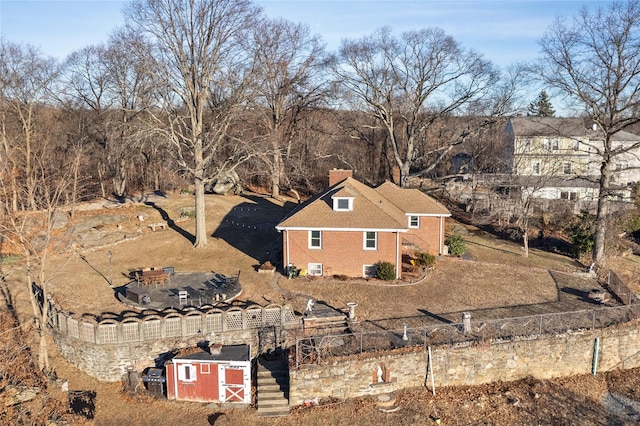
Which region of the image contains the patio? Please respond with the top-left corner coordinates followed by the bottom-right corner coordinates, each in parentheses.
top-left (119, 271), bottom-right (242, 310)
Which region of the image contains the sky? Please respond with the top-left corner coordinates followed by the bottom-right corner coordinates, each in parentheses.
top-left (0, 0), bottom-right (614, 68)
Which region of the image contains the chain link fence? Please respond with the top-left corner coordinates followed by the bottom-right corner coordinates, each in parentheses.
top-left (295, 304), bottom-right (640, 367)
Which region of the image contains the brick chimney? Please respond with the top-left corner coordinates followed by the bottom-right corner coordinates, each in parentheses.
top-left (329, 169), bottom-right (353, 186)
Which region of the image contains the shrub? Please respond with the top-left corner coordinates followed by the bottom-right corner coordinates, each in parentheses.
top-left (415, 251), bottom-right (436, 268)
top-left (568, 211), bottom-right (595, 258)
top-left (445, 234), bottom-right (466, 256)
top-left (179, 207), bottom-right (196, 219)
top-left (375, 261), bottom-right (396, 281)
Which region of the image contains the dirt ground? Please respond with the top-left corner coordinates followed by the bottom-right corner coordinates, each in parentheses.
top-left (3, 191), bottom-right (640, 425)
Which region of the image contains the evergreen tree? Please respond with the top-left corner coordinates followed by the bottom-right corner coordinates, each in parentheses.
top-left (527, 90), bottom-right (556, 117)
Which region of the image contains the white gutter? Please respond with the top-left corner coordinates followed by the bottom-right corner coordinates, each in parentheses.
top-left (285, 230), bottom-right (290, 267)
top-left (173, 362), bottom-right (178, 400)
top-left (439, 216), bottom-right (444, 255)
top-left (396, 231), bottom-right (401, 279)
top-left (276, 226), bottom-right (408, 233)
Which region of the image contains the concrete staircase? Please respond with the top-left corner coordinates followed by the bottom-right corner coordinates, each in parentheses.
top-left (257, 356), bottom-right (290, 417)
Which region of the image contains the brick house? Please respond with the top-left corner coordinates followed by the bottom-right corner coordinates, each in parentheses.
top-left (275, 170), bottom-right (450, 279)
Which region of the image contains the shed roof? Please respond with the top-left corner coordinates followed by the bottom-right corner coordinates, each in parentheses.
top-left (173, 344), bottom-right (250, 362)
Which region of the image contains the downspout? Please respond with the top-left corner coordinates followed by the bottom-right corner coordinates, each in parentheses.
top-left (285, 230), bottom-right (290, 267)
top-left (396, 231), bottom-right (401, 279)
top-left (592, 337), bottom-right (600, 376)
top-left (439, 217), bottom-right (444, 255)
top-left (173, 362), bottom-right (178, 399)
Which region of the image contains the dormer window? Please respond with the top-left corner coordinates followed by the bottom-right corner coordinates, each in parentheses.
top-left (333, 197), bottom-right (353, 211)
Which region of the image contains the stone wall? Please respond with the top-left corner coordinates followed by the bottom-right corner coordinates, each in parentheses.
top-left (289, 321), bottom-right (640, 406)
top-left (52, 327), bottom-right (257, 382)
top-left (42, 291), bottom-right (301, 381)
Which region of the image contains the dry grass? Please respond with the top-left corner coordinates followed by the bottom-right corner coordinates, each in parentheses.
top-left (4, 192), bottom-right (640, 425)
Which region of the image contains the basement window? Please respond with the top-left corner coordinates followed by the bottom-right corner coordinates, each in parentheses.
top-left (308, 263), bottom-right (323, 276)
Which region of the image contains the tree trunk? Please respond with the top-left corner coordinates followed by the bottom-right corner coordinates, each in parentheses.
top-left (193, 175), bottom-right (207, 248)
top-left (271, 151), bottom-right (281, 199)
top-left (593, 167), bottom-right (611, 267)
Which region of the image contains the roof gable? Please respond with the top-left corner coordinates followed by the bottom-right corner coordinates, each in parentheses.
top-left (276, 177), bottom-right (450, 230)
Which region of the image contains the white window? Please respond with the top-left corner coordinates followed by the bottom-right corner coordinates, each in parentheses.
top-left (363, 264), bottom-right (377, 278)
top-left (309, 230), bottom-right (321, 249)
top-left (560, 191), bottom-right (579, 201)
top-left (178, 364), bottom-right (196, 382)
top-left (543, 138), bottom-right (559, 150)
top-left (201, 363), bottom-right (210, 374)
top-left (562, 162), bottom-right (571, 174)
top-left (408, 216), bottom-right (419, 228)
top-left (308, 263), bottom-right (323, 276)
top-left (573, 139), bottom-right (580, 151)
top-left (531, 161), bottom-right (540, 175)
top-left (364, 231), bottom-right (377, 250)
top-left (333, 197), bottom-right (353, 211)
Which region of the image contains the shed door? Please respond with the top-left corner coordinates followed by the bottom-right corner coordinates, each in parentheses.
top-left (221, 366), bottom-right (246, 403)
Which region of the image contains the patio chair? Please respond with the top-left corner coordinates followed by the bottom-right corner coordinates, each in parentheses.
top-left (178, 290), bottom-right (188, 306)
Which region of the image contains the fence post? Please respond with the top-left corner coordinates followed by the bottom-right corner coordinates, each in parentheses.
top-left (539, 315), bottom-right (543, 335)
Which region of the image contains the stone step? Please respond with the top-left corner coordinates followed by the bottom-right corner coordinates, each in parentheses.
top-left (259, 393), bottom-right (288, 401)
top-left (257, 369), bottom-right (289, 378)
top-left (257, 407), bottom-right (290, 417)
top-left (258, 384), bottom-right (288, 394)
top-left (257, 355), bottom-right (290, 417)
top-left (258, 396), bottom-right (288, 404)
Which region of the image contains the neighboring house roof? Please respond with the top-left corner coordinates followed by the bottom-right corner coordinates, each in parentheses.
top-left (509, 117), bottom-right (640, 141)
top-left (276, 177), bottom-right (450, 231)
top-left (502, 176), bottom-right (599, 189)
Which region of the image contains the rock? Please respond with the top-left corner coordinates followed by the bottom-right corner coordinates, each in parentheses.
top-left (51, 211), bottom-right (69, 230)
top-left (205, 171), bottom-right (242, 195)
top-left (3, 385), bottom-right (41, 406)
top-left (453, 225), bottom-right (469, 235)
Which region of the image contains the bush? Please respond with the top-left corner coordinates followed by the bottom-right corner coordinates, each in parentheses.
top-left (568, 211), bottom-right (595, 258)
top-left (415, 251), bottom-right (436, 268)
top-left (445, 234), bottom-right (466, 256)
top-left (375, 261), bottom-right (396, 281)
top-left (179, 207), bottom-right (196, 219)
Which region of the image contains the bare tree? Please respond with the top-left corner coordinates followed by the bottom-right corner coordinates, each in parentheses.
top-left (334, 27), bottom-right (502, 186)
top-left (246, 18), bottom-right (330, 199)
top-left (0, 40), bottom-right (60, 210)
top-left (0, 128), bottom-right (74, 373)
top-left (63, 27), bottom-right (155, 198)
top-left (536, 0), bottom-right (640, 267)
top-left (125, 0), bottom-right (260, 248)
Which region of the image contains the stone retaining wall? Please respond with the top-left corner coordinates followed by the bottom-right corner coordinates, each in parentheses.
top-left (41, 289), bottom-right (301, 381)
top-left (289, 321), bottom-right (640, 406)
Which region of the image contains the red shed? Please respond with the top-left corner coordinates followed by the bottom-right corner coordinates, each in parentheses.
top-left (165, 344), bottom-right (251, 404)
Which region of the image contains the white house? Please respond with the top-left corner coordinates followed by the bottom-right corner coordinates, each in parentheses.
top-left (504, 117), bottom-right (640, 204)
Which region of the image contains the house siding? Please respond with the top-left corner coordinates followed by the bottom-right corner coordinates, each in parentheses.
top-left (284, 229), bottom-right (399, 277)
top-left (166, 359), bottom-right (250, 403)
top-left (404, 216), bottom-right (445, 255)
